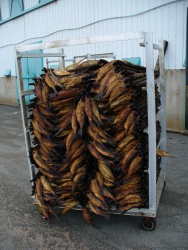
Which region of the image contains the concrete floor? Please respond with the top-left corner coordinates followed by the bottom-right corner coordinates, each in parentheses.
top-left (0, 105), bottom-right (188, 250)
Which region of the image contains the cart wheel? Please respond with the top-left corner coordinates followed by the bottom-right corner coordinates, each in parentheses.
top-left (141, 217), bottom-right (156, 231)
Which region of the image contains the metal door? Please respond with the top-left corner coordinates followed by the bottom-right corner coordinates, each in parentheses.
top-left (16, 42), bottom-right (43, 105)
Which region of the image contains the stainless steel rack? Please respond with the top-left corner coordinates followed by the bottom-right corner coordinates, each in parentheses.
top-left (15, 32), bottom-right (166, 230)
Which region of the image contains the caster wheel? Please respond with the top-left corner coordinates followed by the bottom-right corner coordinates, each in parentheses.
top-left (141, 217), bottom-right (156, 231)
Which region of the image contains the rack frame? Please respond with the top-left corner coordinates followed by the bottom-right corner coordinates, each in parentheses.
top-left (15, 32), bottom-right (166, 223)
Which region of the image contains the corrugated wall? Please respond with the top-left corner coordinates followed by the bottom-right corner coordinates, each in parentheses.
top-left (0, 0), bottom-right (187, 76)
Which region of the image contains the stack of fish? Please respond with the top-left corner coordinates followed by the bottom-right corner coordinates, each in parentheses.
top-left (28, 59), bottom-right (161, 225)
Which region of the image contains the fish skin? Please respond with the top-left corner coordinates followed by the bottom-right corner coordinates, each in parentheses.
top-left (54, 129), bottom-right (71, 138)
top-left (40, 135), bottom-right (59, 147)
top-left (95, 69), bottom-right (115, 99)
top-left (48, 68), bottom-right (64, 89)
top-left (34, 82), bottom-right (43, 102)
top-left (39, 147), bottom-right (53, 163)
top-left (50, 97), bottom-right (76, 107)
top-left (38, 168), bottom-right (60, 179)
top-left (37, 105), bottom-right (53, 117)
top-left (118, 202), bottom-right (143, 212)
top-left (45, 202), bottom-right (59, 219)
top-left (117, 135), bottom-right (136, 152)
top-left (54, 116), bottom-right (72, 136)
top-left (103, 77), bottom-right (124, 99)
top-left (119, 140), bottom-right (139, 157)
top-left (96, 61), bottom-right (114, 83)
top-left (85, 95), bottom-right (93, 124)
top-left (35, 178), bottom-right (43, 197)
top-left (156, 148), bottom-right (174, 158)
top-left (95, 172), bottom-right (104, 191)
top-left (109, 85), bottom-right (127, 103)
top-left (90, 121), bottom-right (110, 140)
top-left (114, 106), bottom-right (132, 127)
top-left (32, 149), bottom-right (51, 171)
top-left (118, 196), bottom-right (143, 206)
top-left (67, 139), bottom-right (84, 158)
top-left (82, 207), bottom-right (96, 227)
top-left (127, 118), bottom-right (138, 135)
top-left (88, 201), bottom-right (110, 220)
top-left (40, 175), bottom-right (56, 195)
top-left (127, 156), bottom-right (142, 177)
top-left (88, 144), bottom-right (111, 164)
top-left (54, 111), bottom-right (73, 124)
top-left (32, 118), bottom-right (48, 135)
top-left (90, 98), bottom-right (103, 125)
top-left (103, 188), bottom-right (117, 203)
top-left (87, 192), bottom-right (107, 210)
top-left (114, 130), bottom-right (126, 143)
top-left (56, 106), bottom-right (75, 116)
top-left (35, 193), bottom-right (45, 208)
top-left (72, 60), bottom-right (100, 71)
top-left (61, 200), bottom-right (78, 215)
top-left (56, 181), bottom-right (73, 190)
top-left (32, 107), bottom-right (46, 128)
top-left (71, 110), bottom-right (79, 136)
top-left (98, 161), bottom-right (115, 184)
top-left (50, 89), bottom-right (79, 102)
top-left (68, 143), bottom-right (86, 163)
top-left (33, 128), bottom-right (42, 142)
top-left (90, 141), bottom-right (115, 159)
top-left (72, 172), bottom-right (86, 191)
top-left (124, 111), bottom-right (136, 133)
top-left (121, 147), bottom-right (138, 170)
top-left (57, 193), bottom-right (74, 201)
top-left (41, 83), bottom-right (50, 105)
top-left (90, 178), bottom-right (106, 204)
top-left (70, 155), bottom-right (83, 176)
top-left (65, 75), bottom-right (83, 89)
top-left (110, 94), bottom-right (132, 110)
top-left (66, 130), bottom-right (75, 153)
top-left (76, 99), bottom-right (85, 137)
top-left (115, 187), bottom-right (140, 201)
top-left (87, 126), bottom-right (104, 143)
top-left (44, 72), bottom-right (57, 95)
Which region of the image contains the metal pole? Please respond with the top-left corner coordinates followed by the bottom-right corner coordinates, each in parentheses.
top-left (145, 33), bottom-right (156, 210)
top-left (58, 48), bottom-right (65, 68)
top-left (15, 49), bottom-right (35, 187)
top-left (159, 40), bottom-right (166, 170)
top-left (185, 8), bottom-right (188, 129)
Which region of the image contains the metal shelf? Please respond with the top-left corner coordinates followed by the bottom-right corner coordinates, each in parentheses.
top-left (15, 32), bottom-right (166, 219)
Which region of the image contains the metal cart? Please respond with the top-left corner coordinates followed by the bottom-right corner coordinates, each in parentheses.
top-left (15, 32), bottom-right (166, 230)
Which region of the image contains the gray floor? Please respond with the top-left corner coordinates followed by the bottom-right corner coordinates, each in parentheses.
top-left (0, 105), bottom-right (187, 250)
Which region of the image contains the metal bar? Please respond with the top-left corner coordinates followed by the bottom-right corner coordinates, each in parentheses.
top-left (16, 32), bottom-right (145, 52)
top-left (17, 53), bottom-right (65, 58)
top-left (156, 169), bottom-right (166, 210)
top-left (145, 33), bottom-right (156, 210)
top-left (159, 40), bottom-right (167, 170)
top-left (21, 89), bottom-right (34, 96)
top-left (57, 205), bottom-right (156, 217)
top-left (185, 7), bottom-right (188, 129)
top-left (139, 42), bottom-right (160, 50)
top-left (58, 48), bottom-right (65, 68)
top-left (15, 50), bottom-right (35, 187)
top-left (46, 60), bottom-right (60, 63)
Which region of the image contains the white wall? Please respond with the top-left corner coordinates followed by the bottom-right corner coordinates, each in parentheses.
top-left (0, 0), bottom-right (187, 77)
